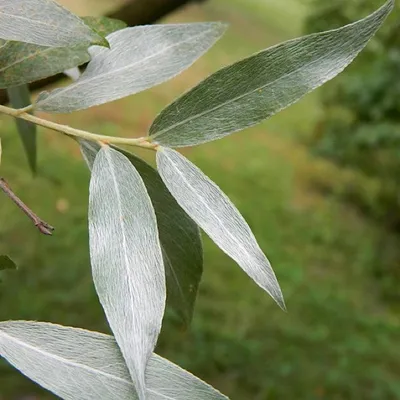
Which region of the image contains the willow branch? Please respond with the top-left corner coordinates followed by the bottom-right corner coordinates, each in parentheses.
top-left (0, 104), bottom-right (157, 150)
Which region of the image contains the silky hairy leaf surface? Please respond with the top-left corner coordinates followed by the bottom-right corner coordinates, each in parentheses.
top-left (80, 140), bottom-right (203, 325)
top-left (7, 85), bottom-right (36, 173)
top-left (0, 255), bottom-right (16, 271)
top-left (149, 0), bottom-right (394, 147)
top-left (0, 321), bottom-right (229, 399)
top-left (89, 147), bottom-right (165, 400)
top-left (0, 0), bottom-right (106, 47)
top-left (35, 23), bottom-right (227, 113)
top-left (0, 17), bottom-right (125, 89)
top-left (157, 148), bottom-right (285, 309)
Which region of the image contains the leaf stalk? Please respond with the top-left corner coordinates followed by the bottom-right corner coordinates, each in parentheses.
top-left (0, 104), bottom-right (156, 150)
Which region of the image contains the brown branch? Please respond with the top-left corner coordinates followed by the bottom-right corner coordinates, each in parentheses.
top-left (0, 0), bottom-right (207, 105)
top-left (0, 178), bottom-right (54, 235)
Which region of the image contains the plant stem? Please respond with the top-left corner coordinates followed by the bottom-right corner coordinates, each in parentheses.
top-left (0, 178), bottom-right (54, 235)
top-left (0, 104), bottom-right (157, 150)
top-left (15, 105), bottom-right (34, 115)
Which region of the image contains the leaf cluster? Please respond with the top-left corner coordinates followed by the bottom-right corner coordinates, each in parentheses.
top-left (0, 0), bottom-right (394, 398)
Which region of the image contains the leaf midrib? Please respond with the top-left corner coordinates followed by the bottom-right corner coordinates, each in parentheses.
top-left (0, 330), bottom-right (132, 385)
top-left (162, 151), bottom-right (259, 276)
top-left (104, 149), bottom-right (136, 336)
top-left (0, 330), bottom-right (173, 398)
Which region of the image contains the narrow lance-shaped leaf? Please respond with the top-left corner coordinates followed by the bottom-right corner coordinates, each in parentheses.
top-left (81, 140), bottom-right (203, 325)
top-left (35, 23), bottom-right (227, 113)
top-left (149, 0), bottom-right (394, 147)
top-left (157, 147), bottom-right (285, 309)
top-left (7, 85), bottom-right (36, 173)
top-left (89, 147), bottom-right (165, 400)
top-left (0, 0), bottom-right (107, 47)
top-left (0, 17), bottom-right (126, 89)
top-left (0, 321), bottom-right (229, 400)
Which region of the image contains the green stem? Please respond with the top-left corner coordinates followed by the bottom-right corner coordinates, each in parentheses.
top-left (0, 104), bottom-right (156, 150)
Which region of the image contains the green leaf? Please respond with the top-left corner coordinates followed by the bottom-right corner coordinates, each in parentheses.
top-left (80, 140), bottom-right (202, 325)
top-left (0, 0), bottom-right (106, 47)
top-left (35, 23), bottom-right (227, 113)
top-left (0, 17), bottom-right (125, 89)
top-left (7, 85), bottom-right (36, 173)
top-left (89, 147), bottom-right (166, 400)
top-left (0, 321), bottom-right (229, 399)
top-left (156, 147), bottom-right (285, 309)
top-left (149, 0), bottom-right (394, 147)
top-left (0, 255), bottom-right (17, 271)
top-left (82, 16), bottom-right (127, 38)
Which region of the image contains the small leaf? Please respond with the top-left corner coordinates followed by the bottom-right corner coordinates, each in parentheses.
top-left (0, 321), bottom-right (229, 400)
top-left (0, 255), bottom-right (17, 271)
top-left (89, 147), bottom-right (165, 400)
top-left (7, 85), bottom-right (36, 173)
top-left (0, 0), bottom-right (106, 47)
top-left (157, 147), bottom-right (285, 309)
top-left (35, 23), bottom-right (227, 113)
top-left (0, 16), bottom-right (125, 89)
top-left (81, 140), bottom-right (203, 325)
top-left (149, 0), bottom-right (394, 147)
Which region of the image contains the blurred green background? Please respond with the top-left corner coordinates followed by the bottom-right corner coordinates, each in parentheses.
top-left (1, 0), bottom-right (399, 399)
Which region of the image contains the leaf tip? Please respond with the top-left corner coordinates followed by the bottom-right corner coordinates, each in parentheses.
top-left (277, 295), bottom-right (287, 312)
top-left (217, 21), bottom-right (230, 32)
top-left (92, 35), bottom-right (110, 48)
top-left (267, 281), bottom-right (286, 311)
top-left (207, 21), bottom-right (229, 39)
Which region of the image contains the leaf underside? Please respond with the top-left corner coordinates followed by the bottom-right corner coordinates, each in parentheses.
top-left (80, 140), bottom-right (203, 325)
top-left (0, 0), bottom-right (105, 47)
top-left (156, 147), bottom-right (285, 309)
top-left (89, 147), bottom-right (166, 399)
top-left (0, 321), bottom-right (229, 400)
top-left (35, 23), bottom-right (227, 113)
top-left (0, 17), bottom-right (125, 89)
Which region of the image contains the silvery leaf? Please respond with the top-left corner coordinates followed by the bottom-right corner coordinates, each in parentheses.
top-left (35, 23), bottom-right (227, 113)
top-left (0, 0), bottom-right (106, 47)
top-left (0, 321), bottom-right (229, 399)
top-left (149, 0), bottom-right (394, 147)
top-left (7, 84), bottom-right (36, 173)
top-left (157, 147), bottom-right (285, 309)
top-left (80, 140), bottom-right (203, 325)
top-left (89, 147), bottom-right (165, 400)
top-left (0, 16), bottom-right (125, 89)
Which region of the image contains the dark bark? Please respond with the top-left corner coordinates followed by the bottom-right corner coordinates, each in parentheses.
top-left (0, 0), bottom-right (205, 105)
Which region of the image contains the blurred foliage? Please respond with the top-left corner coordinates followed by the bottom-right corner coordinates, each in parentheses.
top-left (303, 0), bottom-right (400, 232)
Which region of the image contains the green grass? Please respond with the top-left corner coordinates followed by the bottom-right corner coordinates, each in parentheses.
top-left (1, 1), bottom-right (400, 399)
